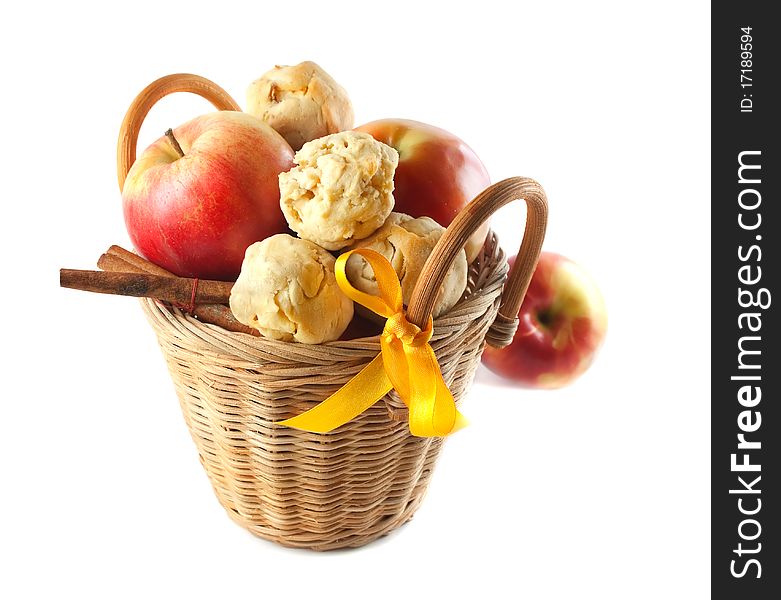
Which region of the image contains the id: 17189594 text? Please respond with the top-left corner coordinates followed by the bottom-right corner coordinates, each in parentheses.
top-left (740, 26), bottom-right (753, 113)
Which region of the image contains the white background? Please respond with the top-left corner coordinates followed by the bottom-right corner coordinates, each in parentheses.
top-left (2, 1), bottom-right (710, 598)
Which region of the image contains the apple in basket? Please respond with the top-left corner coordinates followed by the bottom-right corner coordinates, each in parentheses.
top-left (122, 111), bottom-right (295, 281)
top-left (481, 252), bottom-right (607, 388)
top-left (354, 118), bottom-right (491, 263)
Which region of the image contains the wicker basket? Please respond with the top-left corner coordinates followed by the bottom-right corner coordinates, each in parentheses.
top-left (118, 74), bottom-right (548, 550)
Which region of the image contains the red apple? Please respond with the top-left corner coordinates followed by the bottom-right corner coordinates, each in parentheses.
top-left (122, 111), bottom-right (294, 281)
top-left (354, 119), bottom-right (490, 262)
top-left (481, 252), bottom-right (607, 388)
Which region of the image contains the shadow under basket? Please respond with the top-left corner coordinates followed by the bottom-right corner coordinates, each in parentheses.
top-left (140, 233), bottom-right (507, 551)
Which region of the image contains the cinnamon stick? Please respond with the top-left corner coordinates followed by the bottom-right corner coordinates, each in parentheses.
top-left (60, 269), bottom-right (233, 305)
top-left (96, 252), bottom-right (134, 274)
top-left (97, 246), bottom-right (259, 336)
top-left (186, 303), bottom-right (260, 335)
top-left (104, 245), bottom-right (174, 276)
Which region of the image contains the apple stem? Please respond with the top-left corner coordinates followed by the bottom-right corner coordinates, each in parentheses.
top-left (165, 128), bottom-right (185, 158)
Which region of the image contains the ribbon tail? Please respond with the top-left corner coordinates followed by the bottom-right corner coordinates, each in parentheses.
top-left (381, 336), bottom-right (411, 406)
top-left (439, 375), bottom-right (468, 434)
top-left (406, 345), bottom-right (464, 437)
top-left (278, 354), bottom-right (392, 433)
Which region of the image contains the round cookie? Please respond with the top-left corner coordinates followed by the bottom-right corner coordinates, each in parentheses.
top-left (229, 235), bottom-right (353, 344)
top-left (279, 131), bottom-right (398, 251)
top-left (247, 61), bottom-right (354, 151)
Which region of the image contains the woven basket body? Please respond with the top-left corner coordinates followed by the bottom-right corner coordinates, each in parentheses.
top-left (140, 234), bottom-right (508, 550)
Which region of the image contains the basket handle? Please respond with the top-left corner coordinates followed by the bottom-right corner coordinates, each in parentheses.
top-left (116, 73), bottom-right (241, 191)
top-left (407, 177), bottom-right (548, 349)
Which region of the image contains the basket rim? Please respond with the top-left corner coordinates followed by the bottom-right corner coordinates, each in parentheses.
top-left (140, 230), bottom-right (508, 355)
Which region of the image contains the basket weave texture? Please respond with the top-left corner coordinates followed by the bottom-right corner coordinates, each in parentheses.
top-left (140, 233), bottom-right (507, 550)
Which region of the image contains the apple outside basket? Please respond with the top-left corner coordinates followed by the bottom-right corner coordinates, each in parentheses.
top-left (117, 74), bottom-right (548, 550)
